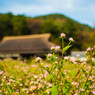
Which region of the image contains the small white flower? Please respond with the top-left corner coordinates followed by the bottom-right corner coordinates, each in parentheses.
top-left (35, 57), bottom-right (42, 62)
top-left (80, 88), bottom-right (85, 91)
top-left (82, 62), bottom-right (87, 65)
top-left (70, 57), bottom-right (76, 62)
top-left (84, 51), bottom-right (87, 55)
top-left (74, 62), bottom-right (77, 64)
top-left (7, 82), bottom-right (11, 85)
top-left (64, 56), bottom-right (69, 60)
top-left (92, 90), bottom-right (95, 94)
top-left (74, 93), bottom-right (78, 95)
top-left (47, 89), bottom-right (50, 94)
top-left (71, 82), bottom-right (79, 86)
top-left (50, 46), bottom-right (55, 50)
top-left (48, 83), bottom-right (52, 87)
top-left (60, 33), bottom-right (66, 38)
top-left (76, 54), bottom-right (80, 57)
top-left (55, 45), bottom-right (60, 51)
top-left (86, 47), bottom-right (91, 51)
top-left (3, 76), bottom-right (6, 79)
top-left (20, 84), bottom-right (23, 86)
top-left (55, 61), bottom-right (58, 64)
top-left (0, 71), bottom-right (3, 75)
top-left (47, 54), bottom-right (52, 57)
top-left (29, 86), bottom-right (36, 91)
top-left (69, 37), bottom-right (74, 42)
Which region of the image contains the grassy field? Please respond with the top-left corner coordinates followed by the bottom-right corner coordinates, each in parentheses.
top-left (0, 57), bottom-right (95, 95)
top-left (0, 34), bottom-right (95, 95)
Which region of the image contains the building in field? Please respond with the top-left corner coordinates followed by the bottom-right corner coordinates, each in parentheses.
top-left (71, 51), bottom-right (85, 58)
top-left (0, 33), bottom-right (55, 58)
top-left (71, 51), bottom-right (95, 61)
top-left (71, 51), bottom-right (86, 61)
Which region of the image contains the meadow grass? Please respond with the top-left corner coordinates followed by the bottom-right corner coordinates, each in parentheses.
top-left (0, 33), bottom-right (95, 95)
top-left (0, 58), bottom-right (95, 95)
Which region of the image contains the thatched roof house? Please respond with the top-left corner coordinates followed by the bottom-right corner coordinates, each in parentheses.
top-left (0, 33), bottom-right (55, 58)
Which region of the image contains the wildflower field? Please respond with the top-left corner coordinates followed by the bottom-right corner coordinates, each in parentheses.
top-left (0, 33), bottom-right (95, 95)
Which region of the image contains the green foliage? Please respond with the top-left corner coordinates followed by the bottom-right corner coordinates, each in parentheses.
top-left (7, 85), bottom-right (13, 95)
top-left (0, 13), bottom-right (94, 52)
top-left (12, 15), bottom-right (28, 35)
top-left (81, 68), bottom-right (88, 77)
top-left (0, 13), bottom-right (29, 40)
top-left (51, 85), bottom-right (58, 95)
top-left (92, 61), bottom-right (95, 66)
top-left (63, 45), bottom-right (72, 53)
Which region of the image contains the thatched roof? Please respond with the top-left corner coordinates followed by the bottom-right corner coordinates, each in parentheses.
top-left (0, 34), bottom-right (55, 55)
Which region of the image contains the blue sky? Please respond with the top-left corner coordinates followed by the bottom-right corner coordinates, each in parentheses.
top-left (0, 0), bottom-right (95, 27)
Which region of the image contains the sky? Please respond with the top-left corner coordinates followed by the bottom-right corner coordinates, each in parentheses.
top-left (0, 0), bottom-right (95, 27)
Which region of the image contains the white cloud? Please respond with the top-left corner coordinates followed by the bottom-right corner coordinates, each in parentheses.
top-left (45, 0), bottom-right (75, 10)
top-left (1, 0), bottom-right (77, 16)
top-left (0, 0), bottom-right (95, 27)
top-left (90, 4), bottom-right (95, 17)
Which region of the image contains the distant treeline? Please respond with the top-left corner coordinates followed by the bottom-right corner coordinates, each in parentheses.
top-left (0, 13), bottom-right (95, 52)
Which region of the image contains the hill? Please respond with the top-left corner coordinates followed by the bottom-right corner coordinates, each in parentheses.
top-left (35, 14), bottom-right (93, 32)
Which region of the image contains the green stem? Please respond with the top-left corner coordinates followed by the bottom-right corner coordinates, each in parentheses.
top-left (84, 68), bottom-right (92, 88)
top-left (39, 62), bottom-right (44, 78)
top-left (60, 38), bottom-right (64, 64)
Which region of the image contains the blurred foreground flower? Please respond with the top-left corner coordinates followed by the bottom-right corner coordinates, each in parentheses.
top-left (29, 86), bottom-right (36, 91)
top-left (47, 54), bottom-right (52, 57)
top-left (92, 90), bottom-right (95, 94)
top-left (69, 37), bottom-right (74, 42)
top-left (55, 45), bottom-right (60, 51)
top-left (71, 82), bottom-right (79, 86)
top-left (60, 33), bottom-right (66, 38)
top-left (86, 47), bottom-right (91, 51)
top-left (70, 57), bottom-right (76, 62)
top-left (50, 46), bottom-right (55, 50)
top-left (0, 71), bottom-right (3, 75)
top-left (64, 56), bottom-right (69, 60)
top-left (35, 57), bottom-right (42, 62)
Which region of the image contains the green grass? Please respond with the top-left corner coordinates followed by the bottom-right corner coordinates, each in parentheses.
top-left (0, 58), bottom-right (95, 95)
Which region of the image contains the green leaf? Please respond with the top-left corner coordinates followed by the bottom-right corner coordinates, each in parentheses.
top-left (92, 61), bottom-right (95, 66)
top-left (51, 85), bottom-right (58, 95)
top-left (81, 68), bottom-right (88, 77)
top-left (61, 59), bottom-right (65, 65)
top-left (46, 74), bottom-right (56, 81)
top-left (82, 82), bottom-right (85, 88)
top-left (63, 45), bottom-right (72, 52)
top-left (50, 54), bottom-right (56, 63)
top-left (70, 70), bottom-right (76, 78)
top-left (84, 54), bottom-right (88, 58)
top-left (41, 65), bottom-right (50, 73)
top-left (7, 85), bottom-right (13, 95)
top-left (60, 72), bottom-right (65, 78)
top-left (63, 82), bottom-right (70, 94)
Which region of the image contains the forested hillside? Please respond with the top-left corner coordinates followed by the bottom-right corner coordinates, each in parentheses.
top-left (0, 13), bottom-right (95, 52)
